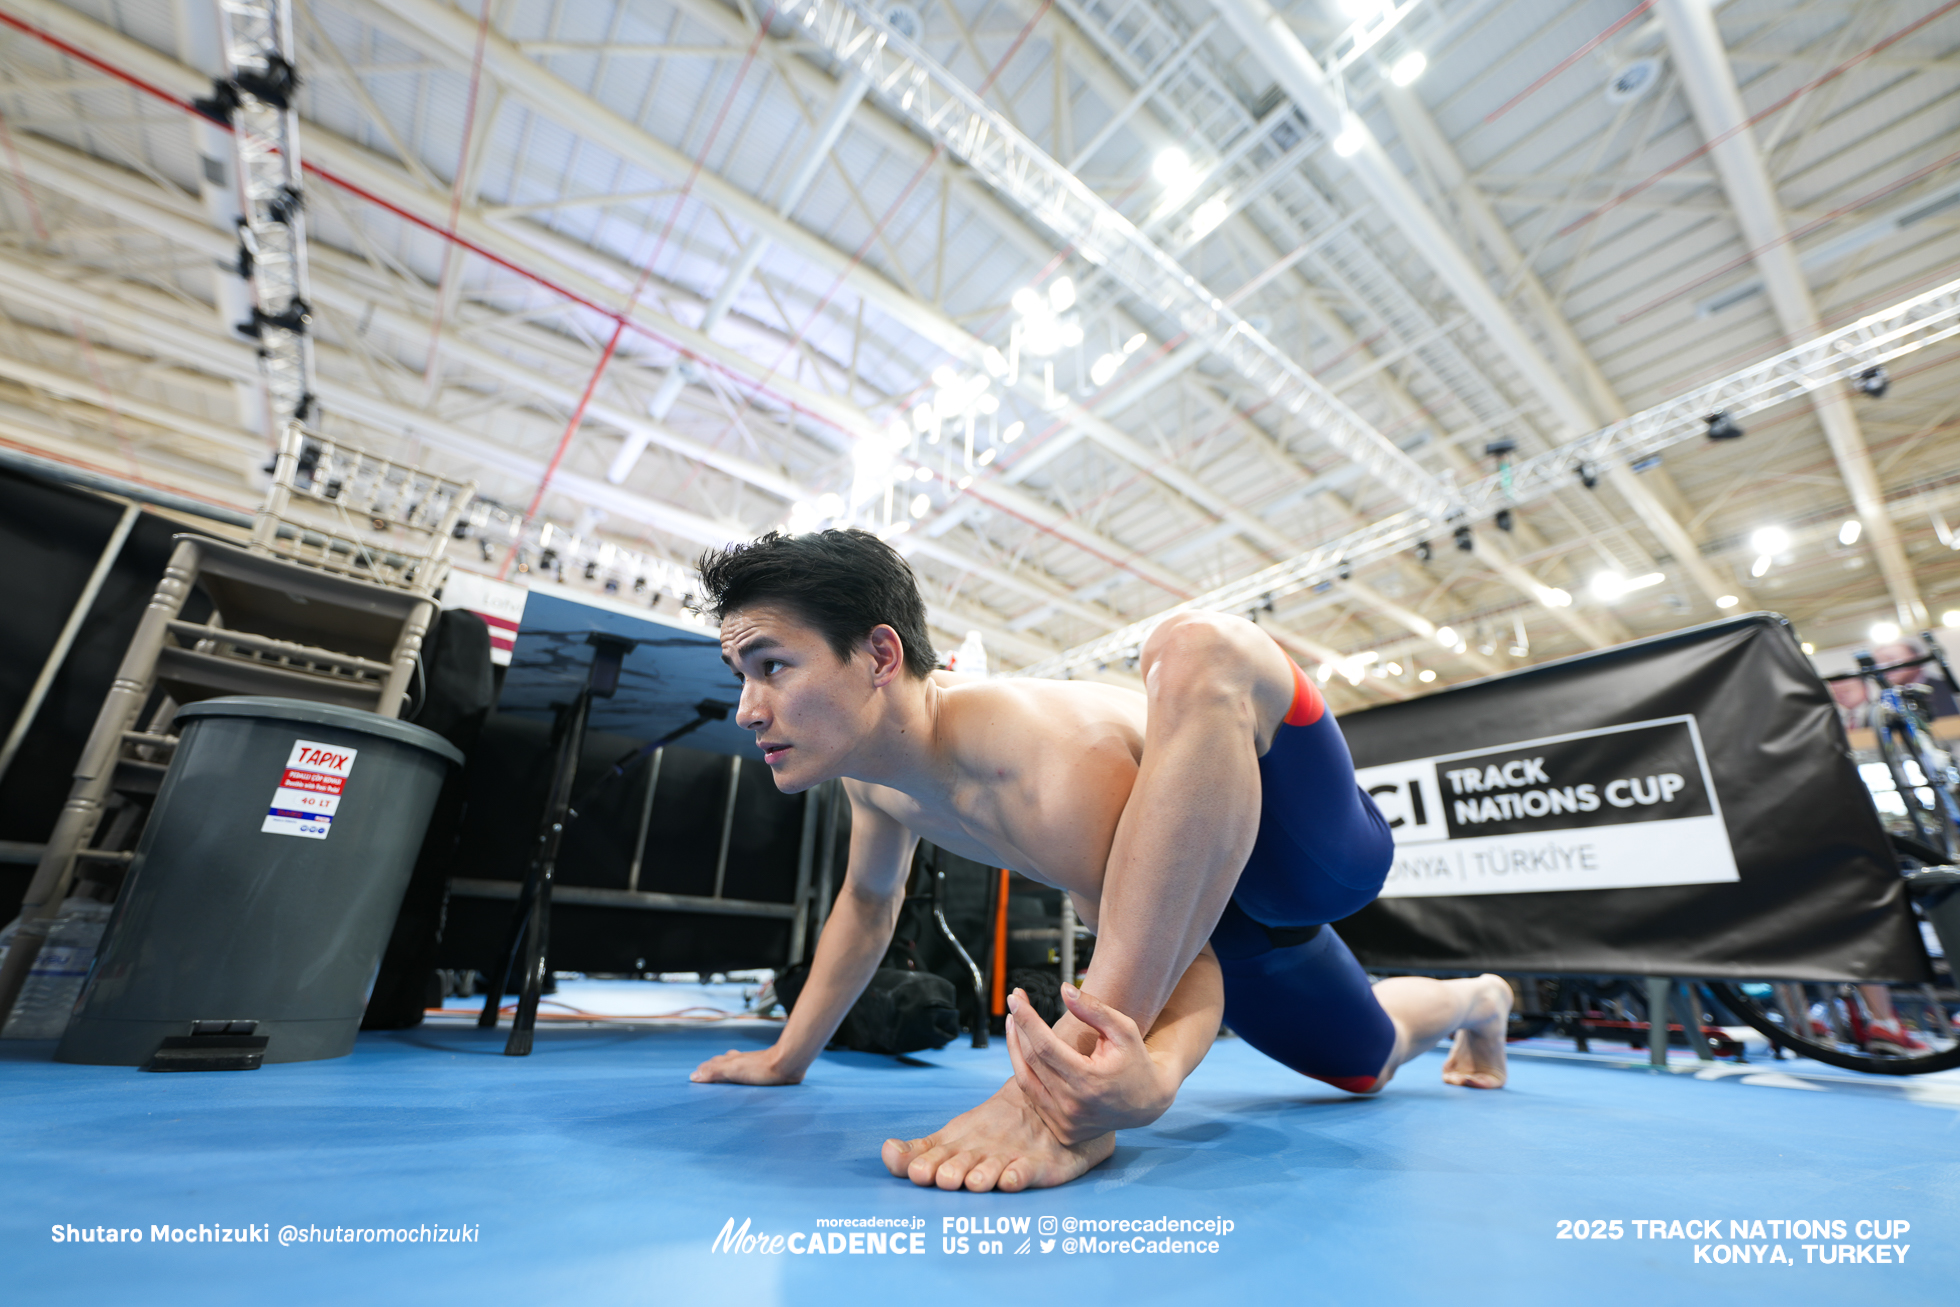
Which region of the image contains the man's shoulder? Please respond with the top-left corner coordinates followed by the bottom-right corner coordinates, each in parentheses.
top-left (937, 678), bottom-right (1146, 759)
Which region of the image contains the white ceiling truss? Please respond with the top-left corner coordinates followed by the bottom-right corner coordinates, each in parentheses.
top-left (0, 0), bottom-right (1955, 711)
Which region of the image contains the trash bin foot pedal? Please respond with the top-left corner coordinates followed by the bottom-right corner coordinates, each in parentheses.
top-left (144, 1021), bottom-right (267, 1072)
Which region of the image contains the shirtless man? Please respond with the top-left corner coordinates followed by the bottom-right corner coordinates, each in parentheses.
top-left (690, 529), bottom-right (1510, 1192)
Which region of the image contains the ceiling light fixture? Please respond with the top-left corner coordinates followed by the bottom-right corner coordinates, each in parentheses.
top-left (1152, 146), bottom-right (1199, 195)
top-left (1418, 669), bottom-right (1436, 683)
top-left (1750, 526), bottom-right (1790, 555)
top-left (1189, 196), bottom-right (1231, 238)
top-left (1870, 621), bottom-right (1901, 643)
top-left (1591, 571), bottom-right (1665, 603)
top-left (1331, 122), bottom-right (1366, 158)
top-left (1838, 519), bottom-right (1862, 545)
top-left (1716, 594), bottom-right (1739, 608)
top-left (1389, 52), bottom-right (1427, 87)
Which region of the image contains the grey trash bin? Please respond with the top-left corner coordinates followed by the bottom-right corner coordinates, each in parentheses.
top-left (57, 696), bottom-right (464, 1068)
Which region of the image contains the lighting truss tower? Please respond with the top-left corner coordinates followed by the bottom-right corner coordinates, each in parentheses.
top-left (1016, 275), bottom-right (1960, 679)
top-left (204, 0), bottom-right (314, 441)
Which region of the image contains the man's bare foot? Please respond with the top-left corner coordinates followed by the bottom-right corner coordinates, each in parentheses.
top-left (1440, 973), bottom-right (1511, 1089)
top-left (881, 1079), bottom-right (1115, 1192)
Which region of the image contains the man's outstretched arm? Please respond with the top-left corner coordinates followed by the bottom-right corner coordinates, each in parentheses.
top-left (692, 783), bottom-right (914, 1084)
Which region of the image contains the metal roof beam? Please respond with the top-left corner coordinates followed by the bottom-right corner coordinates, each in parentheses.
top-left (1656, 0), bottom-right (1927, 627)
top-left (1213, 0), bottom-right (1746, 617)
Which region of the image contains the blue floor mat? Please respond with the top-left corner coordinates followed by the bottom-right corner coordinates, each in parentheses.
top-left (6, 1019), bottom-right (1956, 1306)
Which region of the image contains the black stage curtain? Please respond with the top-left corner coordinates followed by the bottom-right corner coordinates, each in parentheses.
top-left (1332, 614), bottom-right (1927, 982)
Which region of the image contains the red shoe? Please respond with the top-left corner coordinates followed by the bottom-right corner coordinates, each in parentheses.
top-left (1864, 1021), bottom-right (1929, 1054)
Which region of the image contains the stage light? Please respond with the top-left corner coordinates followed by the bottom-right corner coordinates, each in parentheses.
top-left (915, 466), bottom-right (933, 481)
top-left (977, 447), bottom-right (996, 466)
top-left (1434, 625), bottom-right (1458, 648)
top-left (1048, 277), bottom-right (1076, 311)
top-left (1389, 52), bottom-right (1427, 87)
top-left (1494, 508), bottom-right (1514, 532)
top-left (1453, 525), bottom-right (1473, 551)
top-left (982, 346), bottom-right (1007, 376)
top-left (1838, 519), bottom-right (1862, 545)
top-left (1857, 365), bottom-right (1888, 398)
top-left (1706, 411), bottom-right (1745, 440)
top-left (1575, 461), bottom-right (1598, 490)
top-left (1414, 540), bottom-right (1432, 561)
top-left (1090, 352), bottom-right (1124, 386)
top-left (1870, 621), bottom-right (1901, 642)
top-left (909, 493), bottom-right (930, 518)
top-left (1331, 122), bottom-right (1365, 158)
top-left (1002, 421), bottom-right (1025, 442)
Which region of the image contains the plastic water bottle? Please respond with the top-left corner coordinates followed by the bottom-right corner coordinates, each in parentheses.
top-left (2, 898), bottom-right (113, 1039)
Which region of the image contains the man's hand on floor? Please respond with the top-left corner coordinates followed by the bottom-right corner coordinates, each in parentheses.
top-left (691, 1048), bottom-right (802, 1085)
top-left (1006, 984), bottom-right (1180, 1144)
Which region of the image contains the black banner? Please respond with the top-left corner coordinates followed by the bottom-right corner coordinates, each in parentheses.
top-left (1332, 614), bottom-right (1928, 981)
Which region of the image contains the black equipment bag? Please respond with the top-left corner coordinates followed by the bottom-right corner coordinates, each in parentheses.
top-left (775, 962), bottom-right (961, 1055)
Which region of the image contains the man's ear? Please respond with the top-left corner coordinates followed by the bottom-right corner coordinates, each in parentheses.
top-left (863, 624), bottom-right (906, 687)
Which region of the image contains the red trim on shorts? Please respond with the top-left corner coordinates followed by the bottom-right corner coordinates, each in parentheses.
top-left (1283, 657), bottom-right (1326, 727)
top-left (1314, 1074), bottom-right (1378, 1094)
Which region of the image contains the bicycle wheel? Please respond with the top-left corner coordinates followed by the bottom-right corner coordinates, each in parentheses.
top-left (1705, 980), bottom-right (1960, 1075)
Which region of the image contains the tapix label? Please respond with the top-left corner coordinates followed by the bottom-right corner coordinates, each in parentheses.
top-left (261, 739), bottom-right (358, 840)
top-left (1355, 715), bottom-right (1739, 897)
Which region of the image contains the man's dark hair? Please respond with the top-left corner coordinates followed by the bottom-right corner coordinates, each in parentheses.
top-left (697, 528), bottom-right (938, 678)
